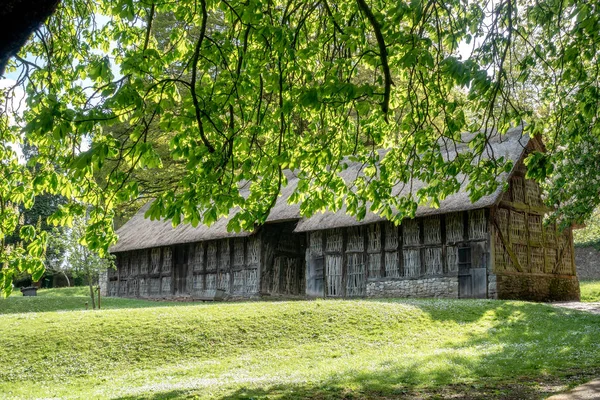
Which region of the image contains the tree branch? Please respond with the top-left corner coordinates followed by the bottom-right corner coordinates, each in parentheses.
top-left (189, 0), bottom-right (215, 153)
top-left (355, 0), bottom-right (392, 121)
top-left (142, 2), bottom-right (155, 52)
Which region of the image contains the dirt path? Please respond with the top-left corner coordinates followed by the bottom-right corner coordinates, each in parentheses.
top-left (546, 378), bottom-right (600, 399)
top-left (552, 302), bottom-right (600, 314)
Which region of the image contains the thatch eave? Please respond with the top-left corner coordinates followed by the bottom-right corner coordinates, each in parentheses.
top-left (111, 125), bottom-right (529, 251)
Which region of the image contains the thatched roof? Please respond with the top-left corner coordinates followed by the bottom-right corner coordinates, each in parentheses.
top-left (111, 168), bottom-right (303, 253)
top-left (295, 126), bottom-right (531, 232)
top-left (111, 126), bottom-right (530, 252)
top-left (109, 202), bottom-right (250, 253)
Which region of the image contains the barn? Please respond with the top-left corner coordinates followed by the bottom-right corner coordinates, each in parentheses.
top-left (106, 127), bottom-right (580, 301)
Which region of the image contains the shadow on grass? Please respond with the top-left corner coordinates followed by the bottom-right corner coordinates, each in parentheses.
top-left (111, 365), bottom-right (599, 400)
top-left (111, 301), bottom-right (600, 400)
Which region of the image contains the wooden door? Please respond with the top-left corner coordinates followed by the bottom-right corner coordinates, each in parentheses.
top-left (306, 256), bottom-right (324, 296)
top-left (458, 247), bottom-right (487, 298)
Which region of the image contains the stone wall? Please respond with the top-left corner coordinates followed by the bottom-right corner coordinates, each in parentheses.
top-left (99, 270), bottom-right (108, 297)
top-left (366, 277), bottom-right (459, 298)
top-left (487, 274), bottom-right (498, 299)
top-left (495, 273), bottom-right (580, 301)
top-left (575, 246), bottom-right (600, 280)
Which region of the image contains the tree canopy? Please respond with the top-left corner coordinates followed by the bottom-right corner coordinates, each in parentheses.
top-left (1, 0), bottom-right (599, 295)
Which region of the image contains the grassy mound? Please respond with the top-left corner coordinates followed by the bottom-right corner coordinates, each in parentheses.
top-left (7, 286), bottom-right (90, 297)
top-left (1, 291), bottom-right (181, 314)
top-left (1, 294), bottom-right (600, 399)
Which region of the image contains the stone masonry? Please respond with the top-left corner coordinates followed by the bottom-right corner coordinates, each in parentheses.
top-left (496, 273), bottom-right (580, 302)
top-left (366, 277), bottom-right (459, 298)
top-left (487, 274), bottom-right (498, 299)
top-left (575, 246), bottom-right (600, 280)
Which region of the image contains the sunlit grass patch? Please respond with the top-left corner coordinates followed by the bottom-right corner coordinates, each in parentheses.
top-left (580, 280), bottom-right (600, 302)
top-left (1, 294), bottom-right (600, 399)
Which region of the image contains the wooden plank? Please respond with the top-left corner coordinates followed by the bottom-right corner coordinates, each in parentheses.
top-left (458, 275), bottom-right (471, 298)
top-left (471, 268), bottom-right (487, 298)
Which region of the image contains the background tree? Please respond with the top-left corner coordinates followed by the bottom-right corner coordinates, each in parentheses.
top-left (65, 215), bottom-right (113, 308)
top-left (43, 226), bottom-right (70, 286)
top-left (4, 141), bottom-right (68, 287)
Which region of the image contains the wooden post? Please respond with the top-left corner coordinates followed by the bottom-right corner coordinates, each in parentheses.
top-left (398, 221), bottom-right (404, 277)
top-left (97, 286), bottom-right (101, 309)
top-left (341, 228), bottom-right (347, 297)
top-left (321, 231), bottom-right (328, 297)
top-left (379, 222), bottom-right (385, 278)
top-left (441, 215), bottom-right (447, 275)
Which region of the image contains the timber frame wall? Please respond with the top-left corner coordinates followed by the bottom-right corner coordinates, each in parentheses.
top-left (304, 209), bottom-right (490, 298)
top-left (489, 161), bottom-right (579, 301)
top-left (108, 152), bottom-right (579, 302)
top-left (108, 222), bottom-right (305, 299)
top-left (301, 159), bottom-right (578, 301)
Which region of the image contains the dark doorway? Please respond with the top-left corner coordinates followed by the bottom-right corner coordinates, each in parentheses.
top-left (306, 255), bottom-right (324, 296)
top-left (173, 245), bottom-right (189, 296)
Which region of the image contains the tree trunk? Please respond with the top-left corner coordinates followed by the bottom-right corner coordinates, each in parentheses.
top-left (61, 270), bottom-right (70, 287)
top-left (84, 251), bottom-right (96, 309)
top-left (88, 273), bottom-right (96, 310)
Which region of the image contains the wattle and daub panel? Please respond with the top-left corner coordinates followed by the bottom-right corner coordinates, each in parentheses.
top-left (492, 172), bottom-right (574, 276)
top-left (110, 246), bottom-right (173, 297)
top-left (304, 209), bottom-right (489, 298)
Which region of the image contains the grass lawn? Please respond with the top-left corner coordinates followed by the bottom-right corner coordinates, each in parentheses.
top-left (580, 280), bottom-right (600, 302)
top-left (1, 290), bottom-right (600, 399)
top-left (7, 286), bottom-right (91, 297)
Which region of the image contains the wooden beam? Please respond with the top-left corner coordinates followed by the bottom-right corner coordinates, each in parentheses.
top-left (499, 200), bottom-right (551, 215)
top-left (491, 216), bottom-right (524, 273)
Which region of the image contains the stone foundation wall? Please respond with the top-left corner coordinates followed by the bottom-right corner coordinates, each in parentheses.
top-left (487, 274), bottom-right (498, 299)
top-left (366, 277), bottom-right (459, 298)
top-left (575, 246), bottom-right (600, 280)
top-left (496, 273), bottom-right (580, 302)
top-left (99, 270), bottom-right (108, 297)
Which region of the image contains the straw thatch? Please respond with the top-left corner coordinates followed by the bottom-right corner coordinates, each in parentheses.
top-left (111, 169), bottom-right (302, 253)
top-left (295, 126), bottom-right (530, 232)
top-left (111, 126), bottom-right (530, 253)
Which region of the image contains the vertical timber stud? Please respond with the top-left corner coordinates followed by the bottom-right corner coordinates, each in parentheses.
top-left (257, 235), bottom-right (262, 296)
top-left (441, 214), bottom-right (447, 275)
top-left (342, 228), bottom-right (347, 297)
top-left (485, 208), bottom-right (492, 298)
top-left (214, 241), bottom-right (220, 296)
top-left (399, 222), bottom-right (404, 276)
top-left (203, 243), bottom-right (208, 295)
top-left (230, 237), bottom-right (235, 279)
top-left (305, 232), bottom-right (309, 296)
top-left (146, 250), bottom-right (150, 297)
top-left (322, 231), bottom-right (327, 297)
top-left (483, 209), bottom-right (490, 272)
top-left (159, 248), bottom-right (164, 296)
top-left (489, 207), bottom-right (496, 272)
top-left (419, 218), bottom-right (425, 277)
top-left (229, 238), bottom-right (235, 295)
top-left (363, 224), bottom-right (369, 282)
top-left (380, 222), bottom-right (385, 278)
top-left (542, 218), bottom-right (548, 273)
